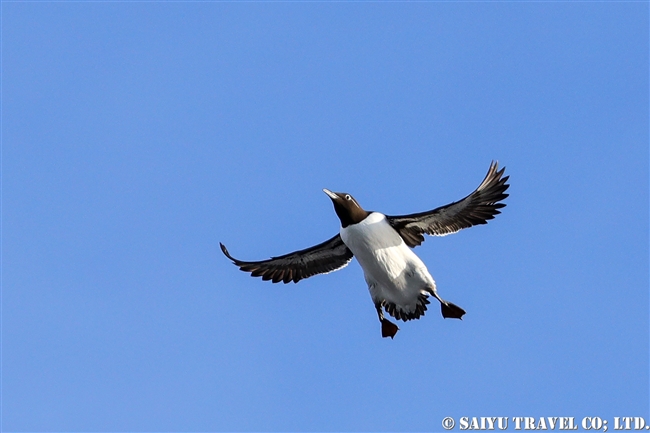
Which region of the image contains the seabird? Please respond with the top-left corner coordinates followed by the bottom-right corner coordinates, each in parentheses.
top-left (221, 161), bottom-right (509, 339)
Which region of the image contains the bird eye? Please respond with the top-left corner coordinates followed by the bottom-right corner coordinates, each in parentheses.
top-left (345, 195), bottom-right (352, 200)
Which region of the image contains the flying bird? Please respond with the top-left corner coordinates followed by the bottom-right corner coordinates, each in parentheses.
top-left (221, 161), bottom-right (509, 339)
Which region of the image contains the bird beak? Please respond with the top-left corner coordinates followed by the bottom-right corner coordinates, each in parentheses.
top-left (322, 189), bottom-right (339, 200)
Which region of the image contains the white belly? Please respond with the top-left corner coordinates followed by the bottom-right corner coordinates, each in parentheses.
top-left (340, 212), bottom-right (436, 310)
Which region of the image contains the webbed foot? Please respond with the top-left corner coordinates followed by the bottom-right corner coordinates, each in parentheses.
top-left (440, 301), bottom-right (466, 319)
top-left (381, 318), bottom-right (399, 339)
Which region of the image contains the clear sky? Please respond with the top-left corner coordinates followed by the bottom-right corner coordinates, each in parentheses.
top-left (3, 2), bottom-right (648, 431)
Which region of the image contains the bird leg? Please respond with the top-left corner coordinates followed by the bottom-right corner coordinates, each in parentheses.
top-left (430, 291), bottom-right (466, 320)
top-left (376, 303), bottom-right (399, 339)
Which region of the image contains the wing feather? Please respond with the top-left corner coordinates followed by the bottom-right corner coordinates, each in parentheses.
top-left (387, 161), bottom-right (510, 247)
top-left (220, 234), bottom-right (353, 284)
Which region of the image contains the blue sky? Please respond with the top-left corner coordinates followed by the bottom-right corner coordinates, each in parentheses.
top-left (3, 2), bottom-right (648, 431)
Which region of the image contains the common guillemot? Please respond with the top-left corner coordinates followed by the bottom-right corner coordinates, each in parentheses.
top-left (221, 161), bottom-right (509, 339)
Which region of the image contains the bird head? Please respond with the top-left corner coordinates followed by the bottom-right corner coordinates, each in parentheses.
top-left (323, 189), bottom-right (370, 228)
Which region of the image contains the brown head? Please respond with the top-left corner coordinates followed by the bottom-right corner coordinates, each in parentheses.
top-left (323, 189), bottom-right (370, 228)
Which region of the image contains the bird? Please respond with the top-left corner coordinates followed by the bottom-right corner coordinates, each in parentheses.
top-left (220, 161), bottom-right (509, 339)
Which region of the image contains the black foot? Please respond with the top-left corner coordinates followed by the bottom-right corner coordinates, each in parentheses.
top-left (381, 318), bottom-right (399, 339)
top-left (441, 301), bottom-right (466, 319)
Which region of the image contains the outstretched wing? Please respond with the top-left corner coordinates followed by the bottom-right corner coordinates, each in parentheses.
top-left (386, 161), bottom-right (510, 247)
top-left (220, 234), bottom-right (353, 284)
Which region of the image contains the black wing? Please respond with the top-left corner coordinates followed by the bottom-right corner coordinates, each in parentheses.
top-left (220, 234), bottom-right (353, 284)
top-left (386, 161), bottom-right (510, 247)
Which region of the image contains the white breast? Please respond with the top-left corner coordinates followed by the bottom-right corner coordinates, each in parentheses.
top-left (340, 212), bottom-right (435, 307)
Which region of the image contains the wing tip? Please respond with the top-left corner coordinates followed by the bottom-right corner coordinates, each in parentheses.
top-left (482, 161), bottom-right (510, 195)
top-left (219, 242), bottom-right (240, 264)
